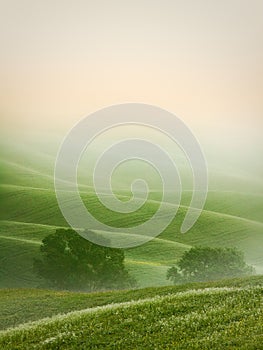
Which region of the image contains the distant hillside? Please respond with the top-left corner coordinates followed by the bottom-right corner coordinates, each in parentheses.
top-left (1, 144), bottom-right (263, 289)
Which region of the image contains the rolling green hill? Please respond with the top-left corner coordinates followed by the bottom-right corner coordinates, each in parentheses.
top-left (1, 183), bottom-right (263, 288)
top-left (0, 138), bottom-right (263, 348)
top-left (0, 276), bottom-right (262, 349)
top-left (0, 143), bottom-right (263, 289)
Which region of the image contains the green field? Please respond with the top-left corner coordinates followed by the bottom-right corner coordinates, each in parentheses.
top-left (1, 185), bottom-right (263, 288)
top-left (0, 276), bottom-right (262, 349)
top-left (0, 138), bottom-right (263, 349)
top-left (1, 141), bottom-right (263, 289)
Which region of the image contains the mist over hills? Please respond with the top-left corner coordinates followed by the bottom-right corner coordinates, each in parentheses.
top-left (0, 134), bottom-right (262, 288)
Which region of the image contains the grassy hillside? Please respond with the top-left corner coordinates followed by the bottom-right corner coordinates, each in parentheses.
top-left (1, 144), bottom-right (263, 289)
top-left (0, 275), bottom-right (261, 331)
top-left (1, 183), bottom-right (262, 288)
top-left (0, 276), bottom-right (262, 349)
top-left (0, 139), bottom-right (262, 348)
top-left (0, 221), bottom-right (56, 288)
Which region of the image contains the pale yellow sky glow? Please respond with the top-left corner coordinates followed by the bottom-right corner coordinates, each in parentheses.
top-left (1, 0), bottom-right (262, 161)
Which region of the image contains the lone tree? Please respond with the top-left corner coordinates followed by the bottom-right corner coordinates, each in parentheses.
top-left (167, 246), bottom-right (254, 284)
top-left (34, 228), bottom-right (136, 291)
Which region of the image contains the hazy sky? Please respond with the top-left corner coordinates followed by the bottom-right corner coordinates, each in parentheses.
top-left (1, 0), bottom-right (262, 165)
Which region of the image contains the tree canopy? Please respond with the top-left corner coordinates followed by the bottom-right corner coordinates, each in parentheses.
top-left (34, 228), bottom-right (136, 291)
top-left (167, 246), bottom-right (254, 284)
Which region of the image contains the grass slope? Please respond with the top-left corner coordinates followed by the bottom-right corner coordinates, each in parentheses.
top-left (1, 151), bottom-right (263, 289)
top-left (0, 220), bottom-right (185, 289)
top-left (1, 183), bottom-right (263, 288)
top-left (0, 221), bottom-right (56, 288)
top-left (0, 276), bottom-right (262, 349)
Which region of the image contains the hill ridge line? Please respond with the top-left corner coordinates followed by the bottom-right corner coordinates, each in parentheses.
top-left (0, 286), bottom-right (245, 336)
top-left (2, 182), bottom-right (263, 197)
top-left (2, 156), bottom-right (263, 195)
top-left (0, 220), bottom-right (192, 249)
top-left (1, 183), bottom-right (263, 227)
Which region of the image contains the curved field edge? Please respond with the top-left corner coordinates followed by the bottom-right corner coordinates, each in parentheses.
top-left (0, 283), bottom-right (262, 349)
top-left (0, 275), bottom-right (262, 332)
